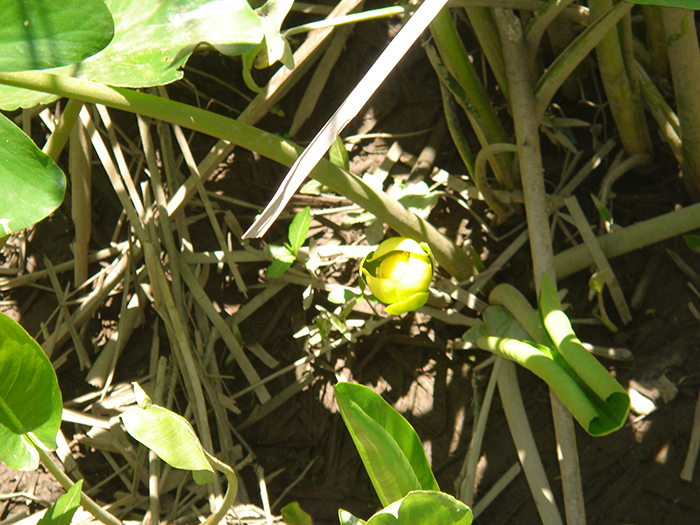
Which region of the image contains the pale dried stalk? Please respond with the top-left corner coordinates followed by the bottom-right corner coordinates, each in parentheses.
top-left (69, 119), bottom-right (91, 287)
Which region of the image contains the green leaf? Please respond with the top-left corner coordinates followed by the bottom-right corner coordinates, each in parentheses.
top-left (538, 275), bottom-right (630, 436)
top-left (627, 0), bottom-right (700, 7)
top-left (0, 0), bottom-right (114, 73)
top-left (0, 0), bottom-right (264, 109)
top-left (266, 258), bottom-right (293, 279)
top-left (121, 384), bottom-right (215, 484)
top-left (328, 288), bottom-right (358, 305)
top-left (0, 113), bottom-right (66, 235)
top-left (38, 479), bottom-right (83, 525)
top-left (334, 383), bottom-right (439, 507)
top-left (281, 502), bottom-right (312, 525)
top-left (683, 234), bottom-right (700, 253)
top-left (365, 491), bottom-right (472, 525)
top-left (339, 509), bottom-right (367, 525)
top-left (265, 244), bottom-right (296, 262)
top-left (0, 312), bottom-right (62, 470)
top-left (590, 193), bottom-right (613, 224)
top-left (329, 136), bottom-right (350, 171)
top-left (288, 206), bottom-right (311, 255)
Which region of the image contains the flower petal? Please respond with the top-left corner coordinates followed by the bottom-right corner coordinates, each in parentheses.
top-left (385, 292), bottom-right (429, 315)
top-left (361, 269), bottom-right (400, 304)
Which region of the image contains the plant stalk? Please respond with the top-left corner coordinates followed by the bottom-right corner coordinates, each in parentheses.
top-left (662, 6), bottom-right (700, 200)
top-left (588, 0), bottom-right (652, 155)
top-left (34, 444), bottom-right (122, 525)
top-left (494, 8), bottom-right (585, 525)
top-left (0, 70), bottom-right (472, 280)
top-left (430, 9), bottom-right (515, 190)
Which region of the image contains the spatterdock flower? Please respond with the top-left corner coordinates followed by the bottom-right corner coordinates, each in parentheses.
top-left (360, 237), bottom-right (435, 315)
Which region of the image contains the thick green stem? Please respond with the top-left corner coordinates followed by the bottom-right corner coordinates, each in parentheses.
top-left (662, 7), bottom-right (700, 200)
top-left (0, 71), bottom-right (472, 279)
top-left (554, 200), bottom-right (700, 279)
top-left (495, 8), bottom-right (585, 525)
top-left (589, 0), bottom-right (652, 155)
top-left (201, 450), bottom-right (238, 525)
top-left (35, 444), bottom-right (122, 525)
top-left (42, 98), bottom-right (83, 161)
top-left (430, 9), bottom-right (515, 190)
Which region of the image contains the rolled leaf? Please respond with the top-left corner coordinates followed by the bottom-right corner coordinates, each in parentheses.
top-left (121, 384), bottom-right (215, 484)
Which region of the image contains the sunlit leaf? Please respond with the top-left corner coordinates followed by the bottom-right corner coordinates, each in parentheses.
top-left (0, 113), bottom-right (66, 236)
top-left (38, 479), bottom-right (83, 525)
top-left (0, 312), bottom-right (62, 470)
top-left (335, 383), bottom-right (439, 507)
top-left (121, 384), bottom-right (215, 484)
top-left (288, 206), bottom-right (311, 255)
top-left (365, 491), bottom-right (472, 525)
top-left (0, 0), bottom-right (114, 73)
top-left (281, 502), bottom-right (312, 525)
top-left (0, 0), bottom-right (263, 108)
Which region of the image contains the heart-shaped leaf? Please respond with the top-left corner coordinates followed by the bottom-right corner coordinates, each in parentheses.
top-left (0, 312), bottom-right (62, 470)
top-left (334, 383), bottom-right (439, 507)
top-left (0, 113), bottom-right (66, 235)
top-left (0, 0), bottom-right (263, 109)
top-left (121, 384), bottom-right (215, 484)
top-left (0, 0), bottom-right (114, 73)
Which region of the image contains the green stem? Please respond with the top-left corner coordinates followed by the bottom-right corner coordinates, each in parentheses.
top-left (642, 5), bottom-right (669, 76)
top-left (201, 451), bottom-right (238, 525)
top-left (588, 0), bottom-right (652, 155)
top-left (430, 9), bottom-right (515, 190)
top-left (533, 0), bottom-right (634, 121)
top-left (283, 5), bottom-right (408, 37)
top-left (34, 443), bottom-right (122, 525)
top-left (554, 200), bottom-right (700, 279)
top-left (662, 6), bottom-right (700, 200)
top-left (524, 0), bottom-right (576, 59)
top-left (474, 143), bottom-right (518, 218)
top-left (42, 98), bottom-right (84, 161)
top-left (0, 70), bottom-right (472, 279)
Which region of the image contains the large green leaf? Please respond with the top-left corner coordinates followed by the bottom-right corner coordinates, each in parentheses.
top-left (121, 383), bottom-right (215, 484)
top-left (334, 383), bottom-right (439, 508)
top-left (0, 312), bottom-right (62, 470)
top-left (0, 0), bottom-right (114, 73)
top-left (0, 0), bottom-right (263, 109)
top-left (0, 113), bottom-right (66, 235)
top-left (365, 491), bottom-right (472, 525)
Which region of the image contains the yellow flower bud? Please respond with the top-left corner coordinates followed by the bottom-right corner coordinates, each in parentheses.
top-left (360, 237), bottom-right (435, 315)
